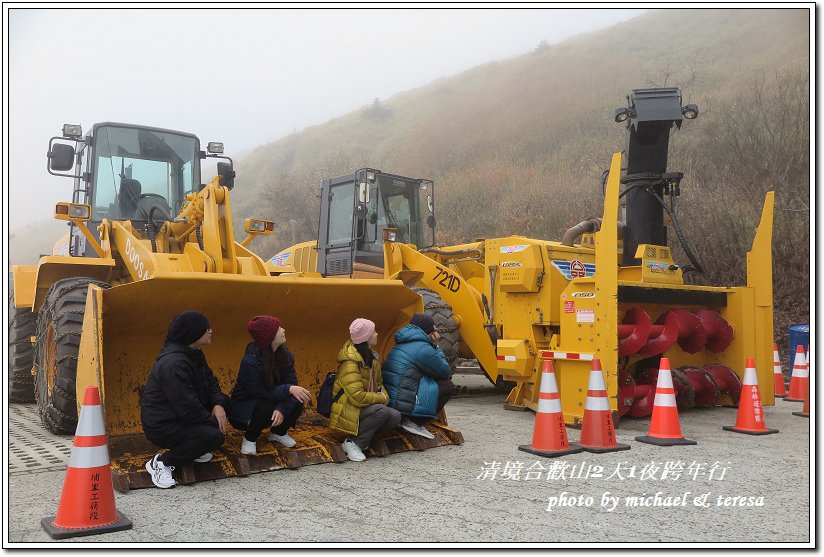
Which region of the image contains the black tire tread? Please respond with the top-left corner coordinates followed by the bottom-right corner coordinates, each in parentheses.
top-left (409, 287), bottom-right (460, 372)
top-left (35, 277), bottom-right (110, 434)
top-left (8, 290), bottom-right (36, 402)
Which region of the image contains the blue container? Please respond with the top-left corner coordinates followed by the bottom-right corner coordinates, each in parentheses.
top-left (788, 323), bottom-right (810, 361)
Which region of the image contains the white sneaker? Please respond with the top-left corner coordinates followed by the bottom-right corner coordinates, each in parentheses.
top-left (342, 438), bottom-right (366, 462)
top-left (145, 454), bottom-right (175, 489)
top-left (268, 432), bottom-right (297, 448)
top-left (416, 424), bottom-right (435, 440)
top-left (194, 452), bottom-right (213, 463)
top-left (400, 417), bottom-right (434, 439)
top-left (240, 438), bottom-right (257, 456)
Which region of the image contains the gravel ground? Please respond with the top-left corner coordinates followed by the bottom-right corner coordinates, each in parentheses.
top-left (4, 373), bottom-right (813, 547)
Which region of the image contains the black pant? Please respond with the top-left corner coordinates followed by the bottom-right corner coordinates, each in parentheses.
top-left (412, 379), bottom-right (455, 426)
top-left (144, 422), bottom-right (225, 468)
top-left (230, 399), bottom-right (304, 442)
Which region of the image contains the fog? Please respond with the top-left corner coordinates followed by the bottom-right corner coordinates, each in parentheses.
top-left (6, 7), bottom-right (646, 237)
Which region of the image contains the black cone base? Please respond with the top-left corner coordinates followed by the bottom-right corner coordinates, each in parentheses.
top-left (792, 412), bottom-right (810, 418)
top-left (722, 425), bottom-right (779, 435)
top-left (636, 435), bottom-right (697, 446)
top-left (41, 513), bottom-right (132, 540)
top-left (518, 443), bottom-right (584, 458)
top-left (783, 397), bottom-right (804, 402)
top-left (580, 443), bottom-right (631, 454)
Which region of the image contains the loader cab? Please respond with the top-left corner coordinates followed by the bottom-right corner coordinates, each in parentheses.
top-left (318, 169), bottom-right (435, 276)
top-left (48, 122), bottom-right (201, 257)
top-left (88, 123), bottom-right (200, 222)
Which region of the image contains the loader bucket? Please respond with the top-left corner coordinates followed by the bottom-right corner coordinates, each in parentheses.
top-left (75, 273), bottom-right (463, 491)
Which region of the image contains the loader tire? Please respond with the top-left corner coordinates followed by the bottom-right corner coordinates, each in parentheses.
top-left (8, 290), bottom-right (36, 402)
top-left (410, 287), bottom-right (460, 371)
top-left (34, 277), bottom-right (111, 434)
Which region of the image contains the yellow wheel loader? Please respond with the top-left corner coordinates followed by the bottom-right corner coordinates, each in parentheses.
top-left (381, 88), bottom-right (775, 425)
top-left (10, 123), bottom-right (461, 491)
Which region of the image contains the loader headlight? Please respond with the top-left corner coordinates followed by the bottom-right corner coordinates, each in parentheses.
top-left (244, 218), bottom-right (275, 234)
top-left (62, 124), bottom-right (83, 139)
top-left (55, 202), bottom-right (91, 221)
top-left (681, 104), bottom-right (699, 119)
top-left (207, 142), bottom-right (224, 154)
top-left (614, 107), bottom-right (635, 123)
top-left (382, 228), bottom-right (398, 243)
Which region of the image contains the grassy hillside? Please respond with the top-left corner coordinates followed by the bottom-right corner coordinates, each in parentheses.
top-left (230, 8), bottom-right (810, 345)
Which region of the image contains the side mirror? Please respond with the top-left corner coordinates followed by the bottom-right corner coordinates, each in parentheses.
top-left (48, 143), bottom-right (75, 172)
top-left (217, 162), bottom-right (235, 190)
top-left (427, 215), bottom-right (436, 229)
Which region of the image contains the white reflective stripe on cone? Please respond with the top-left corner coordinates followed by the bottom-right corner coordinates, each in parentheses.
top-left (742, 367), bottom-right (758, 386)
top-left (539, 372), bottom-right (559, 394)
top-left (657, 369), bottom-right (674, 389)
top-left (537, 398), bottom-right (562, 414)
top-left (69, 445), bottom-right (111, 469)
top-left (585, 396), bottom-right (610, 411)
top-left (75, 406), bottom-right (106, 437)
top-left (653, 393), bottom-right (677, 407)
top-left (588, 370), bottom-right (607, 390)
top-left (794, 367), bottom-right (810, 378)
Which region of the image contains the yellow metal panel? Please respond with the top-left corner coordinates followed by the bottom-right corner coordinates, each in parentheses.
top-left (747, 192), bottom-right (775, 406)
top-left (76, 286), bottom-right (105, 416)
top-left (591, 152), bottom-right (622, 420)
top-left (634, 244), bottom-right (684, 285)
top-left (32, 257), bottom-right (116, 311)
top-left (496, 339), bottom-right (534, 378)
top-left (267, 240), bottom-right (318, 274)
top-left (497, 244), bottom-right (543, 293)
top-left (11, 265), bottom-right (37, 309)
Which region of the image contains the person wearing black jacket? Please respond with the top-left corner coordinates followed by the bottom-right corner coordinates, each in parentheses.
top-left (141, 311), bottom-right (229, 489)
top-left (228, 315), bottom-right (311, 455)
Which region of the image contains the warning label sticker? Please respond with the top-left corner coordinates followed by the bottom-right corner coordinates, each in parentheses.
top-left (576, 309), bottom-right (595, 323)
top-left (564, 301), bottom-right (575, 313)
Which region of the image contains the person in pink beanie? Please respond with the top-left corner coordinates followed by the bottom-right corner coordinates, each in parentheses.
top-left (329, 318), bottom-right (401, 462)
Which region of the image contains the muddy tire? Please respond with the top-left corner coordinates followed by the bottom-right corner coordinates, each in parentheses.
top-left (409, 287), bottom-right (460, 372)
top-left (35, 277), bottom-right (110, 434)
top-left (8, 290), bottom-right (36, 402)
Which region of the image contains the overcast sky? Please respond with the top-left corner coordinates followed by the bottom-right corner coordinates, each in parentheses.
top-left (5, 7), bottom-right (646, 231)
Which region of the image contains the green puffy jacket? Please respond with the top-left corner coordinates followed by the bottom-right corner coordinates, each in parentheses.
top-left (329, 340), bottom-right (386, 436)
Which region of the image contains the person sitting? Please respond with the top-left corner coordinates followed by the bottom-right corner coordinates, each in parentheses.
top-left (228, 315), bottom-right (311, 455)
top-left (330, 318), bottom-right (401, 462)
top-left (382, 313), bottom-right (454, 440)
top-left (141, 311), bottom-right (229, 489)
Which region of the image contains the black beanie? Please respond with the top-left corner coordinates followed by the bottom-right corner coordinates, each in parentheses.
top-left (166, 311), bottom-right (210, 345)
top-left (410, 313), bottom-right (436, 335)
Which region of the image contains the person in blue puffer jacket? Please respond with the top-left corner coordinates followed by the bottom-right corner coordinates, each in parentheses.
top-left (382, 313), bottom-right (455, 439)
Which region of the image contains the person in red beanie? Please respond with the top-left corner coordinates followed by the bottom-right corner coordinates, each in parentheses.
top-left (228, 315), bottom-right (311, 455)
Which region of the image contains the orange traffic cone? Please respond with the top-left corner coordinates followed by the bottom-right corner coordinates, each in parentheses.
top-left (723, 357), bottom-right (778, 435)
top-left (579, 358), bottom-right (630, 453)
top-left (785, 345), bottom-right (808, 402)
top-left (41, 386), bottom-right (132, 539)
top-left (772, 343), bottom-right (787, 398)
top-left (518, 359), bottom-right (583, 457)
top-left (792, 379), bottom-right (810, 418)
top-left (793, 347), bottom-right (811, 418)
top-left (636, 358), bottom-right (697, 446)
